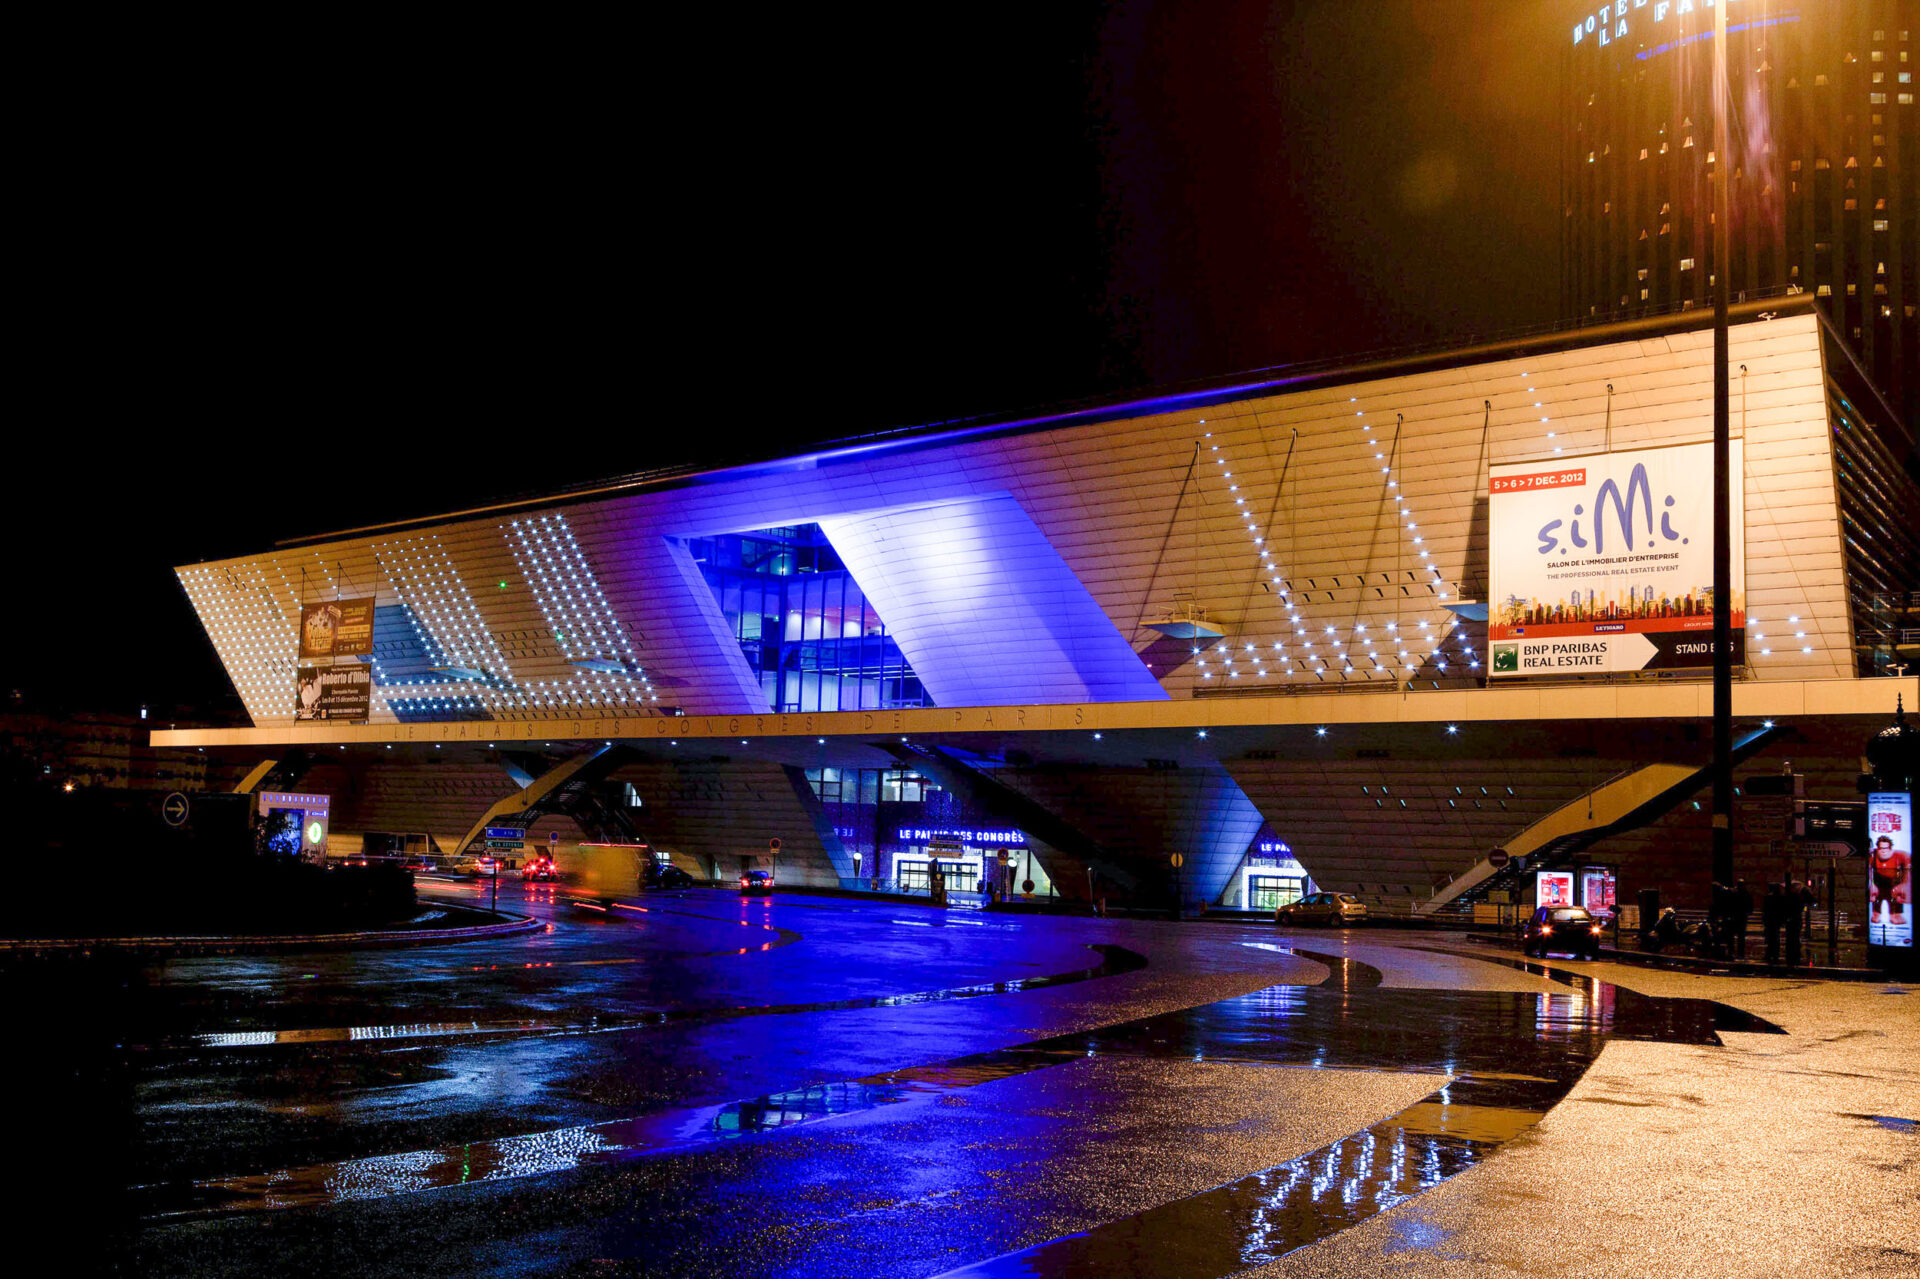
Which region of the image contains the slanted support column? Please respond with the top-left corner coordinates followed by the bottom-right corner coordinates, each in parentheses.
top-left (454, 743), bottom-right (636, 856)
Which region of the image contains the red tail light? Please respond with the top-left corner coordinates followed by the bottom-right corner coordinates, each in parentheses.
top-left (1540, 925), bottom-right (1552, 934)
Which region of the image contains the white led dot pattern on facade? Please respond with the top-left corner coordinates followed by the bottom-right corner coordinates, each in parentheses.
top-left (505, 513), bottom-right (661, 713)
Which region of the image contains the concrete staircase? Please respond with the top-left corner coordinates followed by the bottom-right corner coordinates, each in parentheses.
top-left (1416, 724), bottom-right (1786, 917)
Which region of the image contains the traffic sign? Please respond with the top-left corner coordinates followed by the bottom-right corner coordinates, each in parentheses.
top-left (1487, 848), bottom-right (1511, 868)
top-left (484, 826), bottom-right (526, 841)
top-left (997, 848), bottom-right (1010, 865)
top-left (1773, 839), bottom-right (1856, 859)
top-left (161, 792), bottom-right (190, 827)
top-left (768, 837), bottom-right (782, 854)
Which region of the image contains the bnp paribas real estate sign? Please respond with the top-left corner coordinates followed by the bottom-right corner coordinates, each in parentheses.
top-left (1488, 439), bottom-right (1744, 679)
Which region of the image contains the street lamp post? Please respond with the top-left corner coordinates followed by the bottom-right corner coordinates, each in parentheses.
top-left (1710, 0), bottom-right (1735, 888)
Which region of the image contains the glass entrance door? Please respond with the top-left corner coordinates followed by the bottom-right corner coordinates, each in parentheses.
top-left (1250, 876), bottom-right (1305, 911)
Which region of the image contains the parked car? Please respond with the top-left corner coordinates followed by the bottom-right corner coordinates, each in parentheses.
top-left (739, 870), bottom-right (774, 896)
top-left (643, 862), bottom-right (694, 889)
top-left (1274, 892), bottom-right (1370, 928)
top-left (1523, 905), bottom-right (1604, 958)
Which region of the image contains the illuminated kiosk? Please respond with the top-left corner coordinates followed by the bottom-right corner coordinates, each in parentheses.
top-left (255, 791), bottom-right (330, 864)
top-left (1864, 702), bottom-right (1917, 977)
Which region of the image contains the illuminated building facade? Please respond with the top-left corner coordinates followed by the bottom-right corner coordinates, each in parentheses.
top-left (1560, 1), bottom-right (1917, 422)
top-left (159, 301), bottom-right (1917, 913)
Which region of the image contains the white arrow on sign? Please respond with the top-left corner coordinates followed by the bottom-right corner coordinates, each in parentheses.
top-left (1610, 632), bottom-right (1658, 673)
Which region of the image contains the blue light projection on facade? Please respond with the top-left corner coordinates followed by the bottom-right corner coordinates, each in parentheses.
top-left (687, 525), bottom-right (929, 714)
top-left (818, 496), bottom-right (1167, 706)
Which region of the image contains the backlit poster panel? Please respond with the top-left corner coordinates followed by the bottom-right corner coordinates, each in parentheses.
top-left (1488, 440), bottom-right (1743, 677)
top-left (1536, 870), bottom-right (1574, 908)
top-left (1867, 792), bottom-right (1912, 949)
top-left (294, 665), bottom-right (372, 721)
top-left (300, 598), bottom-right (376, 658)
top-left (1580, 866), bottom-right (1616, 911)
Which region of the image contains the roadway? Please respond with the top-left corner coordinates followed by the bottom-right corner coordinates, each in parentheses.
top-left (12, 878), bottom-right (1914, 1278)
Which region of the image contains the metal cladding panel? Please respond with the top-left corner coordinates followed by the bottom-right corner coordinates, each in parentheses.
top-left (985, 761), bottom-right (1265, 906)
top-left (609, 758), bottom-right (843, 887)
top-left (1222, 718), bottom-right (1722, 901)
top-left (1227, 756), bottom-right (1634, 902)
top-left (179, 313), bottom-right (1849, 727)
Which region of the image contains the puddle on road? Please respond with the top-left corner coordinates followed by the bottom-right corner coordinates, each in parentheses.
top-left (1838, 1112), bottom-right (1918, 1134)
top-left (933, 947), bottom-right (1782, 1278)
top-left (144, 942), bottom-right (1758, 1253)
top-left (1238, 943), bottom-right (1384, 991)
top-left (157, 944), bottom-right (1148, 1057)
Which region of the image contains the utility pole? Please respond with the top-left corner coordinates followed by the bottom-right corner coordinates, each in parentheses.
top-left (1710, 0), bottom-right (1734, 888)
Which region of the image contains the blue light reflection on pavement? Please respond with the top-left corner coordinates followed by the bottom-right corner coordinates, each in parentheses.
top-left (141, 941), bottom-right (1777, 1278)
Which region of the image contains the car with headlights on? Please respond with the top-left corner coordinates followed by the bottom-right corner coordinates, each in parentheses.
top-left (1522, 905), bottom-right (1604, 959)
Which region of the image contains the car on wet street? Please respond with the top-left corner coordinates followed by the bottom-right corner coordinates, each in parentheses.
top-left (520, 855), bottom-right (557, 882)
top-left (1275, 891), bottom-right (1370, 927)
top-left (644, 862), bottom-right (695, 889)
top-left (1522, 905), bottom-right (1605, 958)
top-left (739, 869), bottom-right (773, 895)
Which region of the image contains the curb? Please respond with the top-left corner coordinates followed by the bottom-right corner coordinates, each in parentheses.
top-left (1462, 931), bottom-right (1895, 983)
top-left (0, 898), bottom-right (541, 960)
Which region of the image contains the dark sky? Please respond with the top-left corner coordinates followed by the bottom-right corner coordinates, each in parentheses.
top-left (15, 2), bottom-right (1566, 718)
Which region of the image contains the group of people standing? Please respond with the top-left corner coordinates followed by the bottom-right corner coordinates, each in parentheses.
top-left (1708, 877), bottom-right (1821, 965)
top-left (1707, 877), bottom-right (1820, 965)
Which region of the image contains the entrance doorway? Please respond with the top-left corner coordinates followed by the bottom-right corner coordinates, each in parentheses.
top-left (1250, 875), bottom-right (1306, 912)
top-left (899, 860), bottom-right (979, 893)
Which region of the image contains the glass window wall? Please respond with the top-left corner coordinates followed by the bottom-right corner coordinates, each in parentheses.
top-left (687, 524), bottom-right (931, 713)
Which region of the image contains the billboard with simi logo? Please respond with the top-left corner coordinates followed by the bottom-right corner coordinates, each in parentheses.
top-left (1489, 439), bottom-right (1743, 678)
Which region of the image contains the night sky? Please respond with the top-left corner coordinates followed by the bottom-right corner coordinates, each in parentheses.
top-left (16, 2), bottom-right (1567, 719)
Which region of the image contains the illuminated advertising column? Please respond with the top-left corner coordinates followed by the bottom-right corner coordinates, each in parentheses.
top-left (1866, 793), bottom-right (1912, 951)
top-left (1536, 870), bottom-right (1574, 908)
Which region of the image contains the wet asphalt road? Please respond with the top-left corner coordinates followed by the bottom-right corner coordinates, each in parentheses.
top-left (11, 880), bottom-right (1915, 1278)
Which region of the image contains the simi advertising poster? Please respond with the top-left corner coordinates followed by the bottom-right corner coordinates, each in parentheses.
top-left (1488, 440), bottom-right (1743, 678)
top-left (300, 598), bottom-right (376, 658)
top-left (1867, 792), bottom-right (1912, 949)
top-left (1536, 870), bottom-right (1574, 908)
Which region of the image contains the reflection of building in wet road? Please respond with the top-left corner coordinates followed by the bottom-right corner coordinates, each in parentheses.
top-left (68, 881), bottom-right (1909, 1278)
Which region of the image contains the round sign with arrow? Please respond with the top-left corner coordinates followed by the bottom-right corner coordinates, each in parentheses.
top-left (161, 792), bottom-right (190, 827)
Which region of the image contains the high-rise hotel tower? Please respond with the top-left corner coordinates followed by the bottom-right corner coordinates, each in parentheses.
top-left (1560, 1), bottom-right (1915, 423)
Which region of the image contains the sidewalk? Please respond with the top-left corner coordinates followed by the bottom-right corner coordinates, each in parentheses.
top-left (1463, 931), bottom-right (1898, 982)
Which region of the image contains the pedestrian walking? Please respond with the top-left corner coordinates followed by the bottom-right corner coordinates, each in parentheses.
top-left (1761, 881), bottom-right (1784, 964)
top-left (1785, 878), bottom-right (1817, 967)
top-left (1732, 879), bottom-right (1753, 960)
